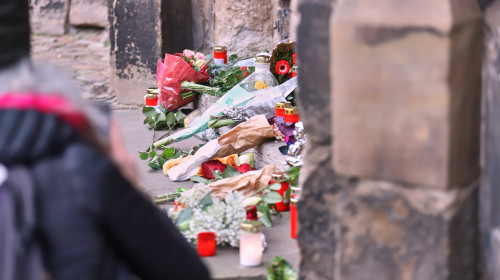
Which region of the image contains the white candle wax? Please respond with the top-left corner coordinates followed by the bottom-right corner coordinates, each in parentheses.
top-left (239, 231), bottom-right (263, 267)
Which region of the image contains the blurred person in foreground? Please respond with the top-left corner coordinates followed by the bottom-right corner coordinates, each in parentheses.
top-left (0, 0), bottom-right (210, 279)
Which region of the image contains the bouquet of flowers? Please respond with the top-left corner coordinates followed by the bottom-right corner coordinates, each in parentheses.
top-left (156, 49), bottom-right (210, 111)
top-left (270, 41), bottom-right (297, 84)
top-left (167, 184), bottom-right (247, 247)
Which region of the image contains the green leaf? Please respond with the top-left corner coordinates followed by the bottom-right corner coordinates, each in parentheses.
top-left (139, 152), bottom-right (149, 160)
top-left (229, 54), bottom-right (238, 62)
top-left (157, 156), bottom-right (167, 168)
top-left (166, 112), bottom-right (176, 125)
top-left (142, 106), bottom-right (156, 118)
top-left (176, 207), bottom-right (193, 226)
top-left (190, 175), bottom-right (211, 184)
top-left (175, 111), bottom-right (185, 122)
top-left (268, 183), bottom-right (282, 191)
top-left (157, 113), bottom-right (167, 122)
top-left (162, 148), bottom-right (175, 159)
top-left (211, 169), bottom-right (223, 180)
top-left (258, 206), bottom-right (273, 227)
top-left (143, 118), bottom-right (153, 125)
top-left (196, 193), bottom-right (214, 209)
top-left (149, 150), bottom-right (157, 158)
top-left (174, 150), bottom-right (182, 158)
top-left (263, 191), bottom-right (283, 204)
top-left (148, 161), bottom-right (162, 170)
top-left (222, 165), bottom-right (240, 178)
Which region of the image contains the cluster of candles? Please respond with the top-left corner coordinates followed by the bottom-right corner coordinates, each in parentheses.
top-left (196, 173), bottom-right (302, 266)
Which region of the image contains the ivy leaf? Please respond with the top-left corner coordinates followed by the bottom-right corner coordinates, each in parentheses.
top-left (268, 183), bottom-right (282, 191)
top-left (139, 152), bottom-right (149, 160)
top-left (142, 107), bottom-right (156, 118)
top-left (176, 207), bottom-right (193, 226)
top-left (149, 150), bottom-right (157, 158)
top-left (162, 148), bottom-right (176, 159)
top-left (148, 161), bottom-right (162, 170)
top-left (263, 191), bottom-right (283, 204)
top-left (222, 165), bottom-right (240, 178)
top-left (190, 175), bottom-right (211, 184)
top-left (166, 112), bottom-right (176, 125)
top-left (196, 193), bottom-right (214, 209)
top-left (157, 156), bottom-right (167, 168)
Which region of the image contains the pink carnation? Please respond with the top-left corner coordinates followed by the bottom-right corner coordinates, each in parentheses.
top-left (195, 52), bottom-right (206, 60)
top-left (183, 49), bottom-right (195, 58)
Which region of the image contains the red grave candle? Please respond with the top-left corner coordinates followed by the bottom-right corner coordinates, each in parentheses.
top-left (197, 232), bottom-right (216, 257)
top-left (290, 198), bottom-right (298, 239)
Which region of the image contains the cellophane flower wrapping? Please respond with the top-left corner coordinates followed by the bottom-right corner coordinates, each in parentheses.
top-left (168, 184), bottom-right (246, 247)
top-left (156, 54), bottom-right (210, 111)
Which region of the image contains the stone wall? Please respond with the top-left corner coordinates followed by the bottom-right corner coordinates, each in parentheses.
top-left (192, 0), bottom-right (297, 55)
top-left (297, 0), bottom-right (484, 279)
top-left (29, 0), bottom-right (108, 35)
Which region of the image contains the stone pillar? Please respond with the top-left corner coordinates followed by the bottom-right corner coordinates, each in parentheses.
top-left (482, 1), bottom-right (500, 279)
top-left (108, 0), bottom-right (193, 104)
top-left (295, 0), bottom-right (336, 279)
top-left (327, 0), bottom-right (482, 279)
top-left (30, 0), bottom-right (70, 35)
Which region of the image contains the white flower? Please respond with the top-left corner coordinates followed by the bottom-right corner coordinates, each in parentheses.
top-left (168, 185), bottom-right (247, 248)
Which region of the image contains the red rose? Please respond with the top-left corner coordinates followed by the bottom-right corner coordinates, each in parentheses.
top-left (237, 163), bottom-right (254, 174)
top-left (245, 205), bottom-right (258, 221)
top-left (201, 160), bottom-right (227, 179)
top-left (275, 60), bottom-right (291, 76)
top-left (292, 53), bottom-right (297, 65)
top-left (241, 66), bottom-right (247, 71)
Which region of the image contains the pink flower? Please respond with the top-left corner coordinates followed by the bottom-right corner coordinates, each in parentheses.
top-left (195, 52), bottom-right (206, 60)
top-left (183, 49), bottom-right (195, 58)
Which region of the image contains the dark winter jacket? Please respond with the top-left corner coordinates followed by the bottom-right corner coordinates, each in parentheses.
top-left (0, 93), bottom-right (210, 280)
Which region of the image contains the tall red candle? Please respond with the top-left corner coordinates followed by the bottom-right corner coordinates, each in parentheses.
top-left (290, 198), bottom-right (298, 239)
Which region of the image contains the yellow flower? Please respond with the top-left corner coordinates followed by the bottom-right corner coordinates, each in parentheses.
top-left (214, 154), bottom-right (239, 168)
top-left (254, 80), bottom-right (268, 90)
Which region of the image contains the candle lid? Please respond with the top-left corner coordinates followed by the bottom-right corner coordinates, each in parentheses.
top-left (255, 54), bottom-right (271, 64)
top-left (283, 102), bottom-right (292, 108)
top-left (146, 87), bottom-right (158, 94)
top-left (285, 107), bottom-right (298, 115)
top-left (290, 198), bottom-right (298, 204)
top-left (275, 102), bottom-right (285, 109)
top-left (145, 93), bottom-right (158, 99)
top-left (214, 46), bottom-right (227, 52)
top-left (240, 220), bottom-right (262, 233)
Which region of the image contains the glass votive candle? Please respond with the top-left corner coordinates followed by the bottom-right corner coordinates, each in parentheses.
top-left (239, 221), bottom-right (263, 267)
top-left (197, 232), bottom-right (216, 257)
